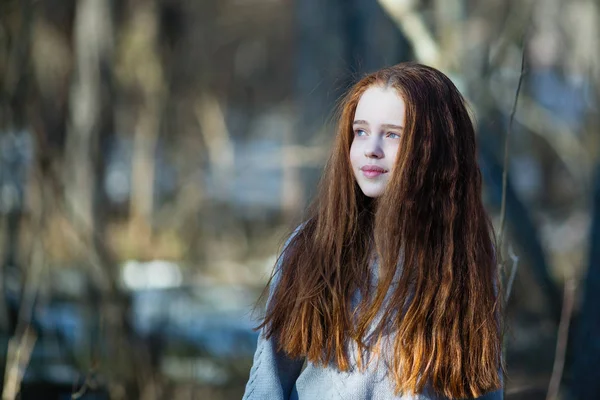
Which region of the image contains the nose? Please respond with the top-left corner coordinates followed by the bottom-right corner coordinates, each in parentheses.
top-left (364, 137), bottom-right (383, 159)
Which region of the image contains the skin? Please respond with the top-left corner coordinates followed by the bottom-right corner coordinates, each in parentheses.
top-left (350, 85), bottom-right (406, 198)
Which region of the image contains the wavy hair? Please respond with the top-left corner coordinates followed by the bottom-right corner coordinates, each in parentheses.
top-left (259, 62), bottom-right (503, 399)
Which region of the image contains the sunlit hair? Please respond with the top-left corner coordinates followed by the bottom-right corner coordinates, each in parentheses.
top-left (258, 62), bottom-right (503, 399)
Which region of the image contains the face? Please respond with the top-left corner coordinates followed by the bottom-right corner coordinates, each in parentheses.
top-left (350, 86), bottom-right (406, 198)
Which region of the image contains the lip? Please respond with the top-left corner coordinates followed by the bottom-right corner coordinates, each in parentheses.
top-left (360, 165), bottom-right (388, 178)
top-left (361, 165), bottom-right (387, 172)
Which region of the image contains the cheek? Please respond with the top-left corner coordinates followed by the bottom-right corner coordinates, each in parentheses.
top-left (349, 142), bottom-right (361, 169)
top-left (387, 142), bottom-right (401, 166)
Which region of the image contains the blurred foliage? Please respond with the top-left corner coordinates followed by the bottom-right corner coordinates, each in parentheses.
top-left (0, 0), bottom-right (599, 399)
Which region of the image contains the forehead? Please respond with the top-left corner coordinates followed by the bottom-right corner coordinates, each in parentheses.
top-left (354, 86), bottom-right (405, 125)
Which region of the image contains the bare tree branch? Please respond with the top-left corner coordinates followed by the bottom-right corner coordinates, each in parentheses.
top-left (377, 0), bottom-right (443, 69)
top-left (497, 41), bottom-right (526, 253)
top-left (546, 279), bottom-right (576, 400)
top-left (2, 326), bottom-right (36, 400)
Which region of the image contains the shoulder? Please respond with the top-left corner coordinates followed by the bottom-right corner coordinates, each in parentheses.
top-left (280, 221), bottom-right (308, 257)
top-left (272, 221), bottom-right (307, 282)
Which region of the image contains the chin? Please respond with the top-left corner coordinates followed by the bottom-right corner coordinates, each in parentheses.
top-left (359, 185), bottom-right (384, 198)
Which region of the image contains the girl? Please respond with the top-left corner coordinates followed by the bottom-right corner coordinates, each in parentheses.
top-left (243, 63), bottom-right (503, 400)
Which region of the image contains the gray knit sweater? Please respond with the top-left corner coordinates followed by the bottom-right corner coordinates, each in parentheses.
top-left (243, 231), bottom-right (503, 400)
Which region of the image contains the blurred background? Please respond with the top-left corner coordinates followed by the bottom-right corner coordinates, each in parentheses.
top-left (0, 0), bottom-right (599, 399)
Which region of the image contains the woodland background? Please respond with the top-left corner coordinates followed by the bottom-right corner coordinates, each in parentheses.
top-left (0, 0), bottom-right (599, 399)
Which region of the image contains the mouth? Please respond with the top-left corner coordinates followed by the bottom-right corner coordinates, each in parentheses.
top-left (360, 165), bottom-right (388, 178)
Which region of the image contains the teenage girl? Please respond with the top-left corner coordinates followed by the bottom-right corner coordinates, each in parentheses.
top-left (243, 62), bottom-right (503, 400)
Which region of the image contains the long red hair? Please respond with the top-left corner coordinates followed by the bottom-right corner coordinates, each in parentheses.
top-left (259, 62), bottom-right (503, 399)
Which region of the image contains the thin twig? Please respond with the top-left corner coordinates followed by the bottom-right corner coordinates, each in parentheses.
top-left (504, 244), bottom-right (519, 304)
top-left (71, 371), bottom-right (100, 399)
top-left (497, 41), bottom-right (526, 253)
top-left (2, 165), bottom-right (47, 400)
top-left (546, 279), bottom-right (576, 400)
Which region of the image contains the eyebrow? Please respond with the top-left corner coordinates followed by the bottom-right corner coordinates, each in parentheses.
top-left (353, 120), bottom-right (404, 130)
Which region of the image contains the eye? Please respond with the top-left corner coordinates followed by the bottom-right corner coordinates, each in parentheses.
top-left (354, 129), bottom-right (367, 137)
top-left (387, 132), bottom-right (401, 139)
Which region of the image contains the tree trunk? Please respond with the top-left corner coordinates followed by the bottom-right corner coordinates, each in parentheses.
top-left (0, 0), bottom-right (34, 336)
top-left (568, 164), bottom-right (600, 400)
top-left (478, 112), bottom-right (562, 322)
top-left (127, 0), bottom-right (164, 245)
top-left (65, 0), bottom-right (113, 257)
top-left (66, 1), bottom-right (147, 398)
